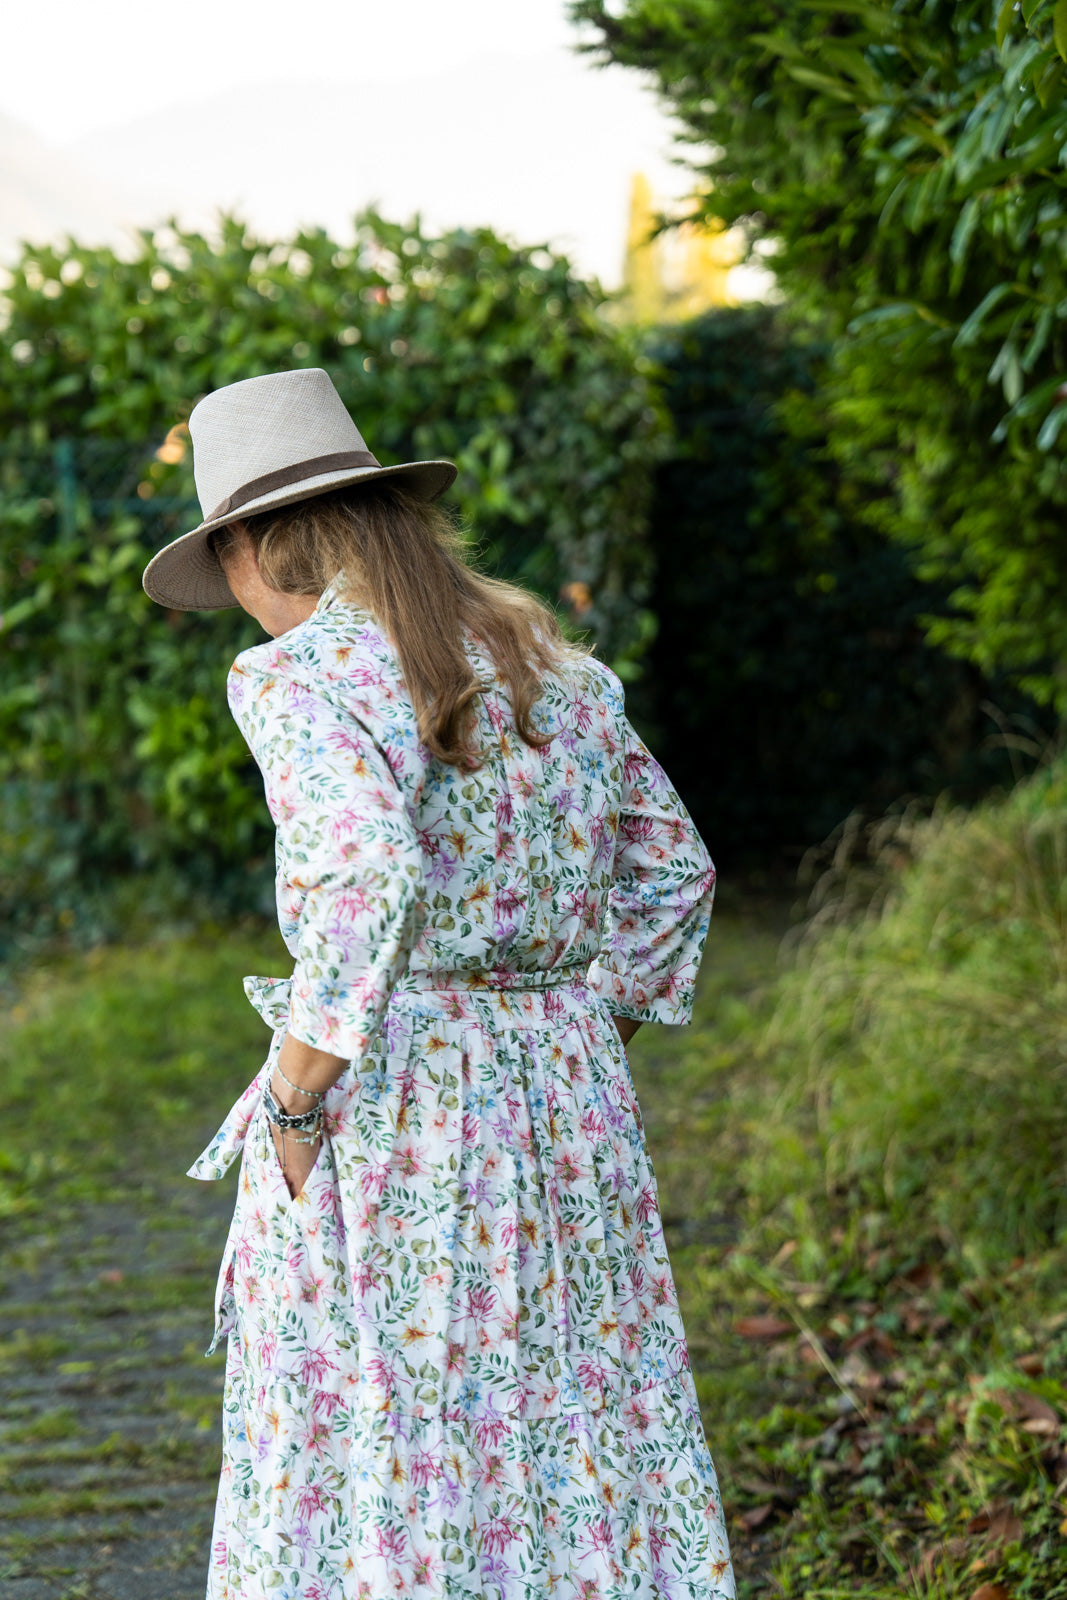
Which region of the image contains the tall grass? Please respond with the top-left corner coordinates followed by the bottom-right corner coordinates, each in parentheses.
top-left (749, 760), bottom-right (1067, 1268)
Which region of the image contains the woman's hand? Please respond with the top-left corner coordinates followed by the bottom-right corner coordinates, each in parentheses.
top-left (612, 1015), bottom-right (642, 1046)
top-left (267, 1033), bottom-right (348, 1198)
top-left (269, 1119), bottom-right (323, 1199)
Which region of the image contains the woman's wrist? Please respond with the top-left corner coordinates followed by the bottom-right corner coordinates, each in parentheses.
top-left (272, 1031), bottom-right (349, 1111)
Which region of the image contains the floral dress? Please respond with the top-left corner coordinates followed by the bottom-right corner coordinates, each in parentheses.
top-left (190, 577), bottom-right (736, 1600)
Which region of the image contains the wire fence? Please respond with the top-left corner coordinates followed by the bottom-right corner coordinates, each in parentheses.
top-left (0, 431), bottom-right (200, 558)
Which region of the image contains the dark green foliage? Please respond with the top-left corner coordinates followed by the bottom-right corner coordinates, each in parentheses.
top-left (0, 214), bottom-right (665, 949)
top-left (643, 307), bottom-right (1047, 862)
top-left (571, 0), bottom-right (1067, 709)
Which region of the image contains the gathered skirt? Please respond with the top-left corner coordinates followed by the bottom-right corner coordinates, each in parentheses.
top-left (191, 971), bottom-right (736, 1599)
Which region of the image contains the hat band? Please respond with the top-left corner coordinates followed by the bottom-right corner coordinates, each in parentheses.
top-left (206, 450), bottom-right (380, 522)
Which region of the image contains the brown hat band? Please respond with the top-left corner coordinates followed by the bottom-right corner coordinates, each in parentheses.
top-left (207, 449), bottom-right (380, 521)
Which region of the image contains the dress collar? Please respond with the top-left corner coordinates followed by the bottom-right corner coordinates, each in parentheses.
top-left (312, 572), bottom-right (350, 617)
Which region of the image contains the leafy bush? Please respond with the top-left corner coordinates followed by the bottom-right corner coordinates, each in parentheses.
top-left (572, 0), bottom-right (1067, 710)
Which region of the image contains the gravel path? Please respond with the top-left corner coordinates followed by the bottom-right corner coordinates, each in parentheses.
top-left (0, 1176), bottom-right (236, 1600)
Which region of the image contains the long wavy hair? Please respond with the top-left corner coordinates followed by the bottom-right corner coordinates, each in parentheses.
top-left (209, 482), bottom-right (583, 770)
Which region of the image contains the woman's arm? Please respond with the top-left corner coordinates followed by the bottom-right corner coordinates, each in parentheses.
top-left (587, 699), bottom-right (715, 1030)
top-left (612, 1015), bottom-right (643, 1046)
top-left (228, 656), bottom-right (424, 1196)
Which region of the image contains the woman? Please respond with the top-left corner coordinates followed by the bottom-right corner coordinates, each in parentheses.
top-left (142, 368), bottom-right (735, 1600)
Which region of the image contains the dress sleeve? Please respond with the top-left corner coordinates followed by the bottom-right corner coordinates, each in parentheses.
top-left (228, 658), bottom-right (424, 1061)
top-left (586, 716), bottom-right (716, 1027)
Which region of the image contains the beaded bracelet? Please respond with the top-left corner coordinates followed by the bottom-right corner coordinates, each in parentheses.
top-left (263, 1084), bottom-right (322, 1133)
top-left (274, 1062), bottom-right (324, 1102)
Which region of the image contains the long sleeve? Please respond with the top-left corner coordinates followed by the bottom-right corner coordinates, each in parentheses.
top-left (227, 656), bottom-right (424, 1061)
top-left (586, 716), bottom-right (716, 1027)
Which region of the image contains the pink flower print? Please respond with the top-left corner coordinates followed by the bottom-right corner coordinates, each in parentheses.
top-left (553, 1149), bottom-right (585, 1186)
top-left (333, 886), bottom-right (373, 920)
top-left (580, 1106), bottom-right (607, 1141)
top-left (307, 1419), bottom-right (334, 1458)
top-left (577, 1353), bottom-right (611, 1392)
top-left (393, 1142), bottom-right (426, 1178)
top-left (474, 1402), bottom-right (510, 1450)
top-left (299, 1344), bottom-right (339, 1386)
top-left (571, 694), bottom-right (593, 733)
top-left (465, 1283), bottom-right (497, 1322)
top-left (360, 1162), bottom-right (390, 1199)
top-left (652, 1272), bottom-right (675, 1308)
top-left (366, 1352), bottom-right (398, 1391)
top-left (300, 1271), bottom-right (326, 1306)
top-left (635, 1181), bottom-right (659, 1226)
top-left (621, 1322), bottom-right (642, 1358)
top-left (624, 1397), bottom-right (652, 1433)
top-left (648, 1515), bottom-right (672, 1561)
top-left (480, 1513), bottom-right (522, 1553)
top-left (480, 1452), bottom-right (507, 1489)
top-left (312, 1390), bottom-right (342, 1420)
top-left (412, 1547), bottom-right (440, 1587)
top-left (409, 1447), bottom-right (442, 1489)
top-left (296, 1481), bottom-right (333, 1521)
top-left (372, 1525), bottom-right (408, 1560)
top-left (239, 1272), bottom-right (263, 1309)
top-left (585, 1516), bottom-right (614, 1554)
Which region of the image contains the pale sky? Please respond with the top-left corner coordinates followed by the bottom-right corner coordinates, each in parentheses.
top-left (4, 0), bottom-right (586, 143)
top-left (1, 0), bottom-right (705, 284)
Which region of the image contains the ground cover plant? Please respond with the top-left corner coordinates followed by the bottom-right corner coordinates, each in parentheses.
top-left (3, 759), bottom-right (1067, 1593)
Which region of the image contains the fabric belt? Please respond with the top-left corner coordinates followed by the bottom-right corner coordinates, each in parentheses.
top-left (241, 965), bottom-right (592, 1032)
top-left (392, 965), bottom-right (590, 994)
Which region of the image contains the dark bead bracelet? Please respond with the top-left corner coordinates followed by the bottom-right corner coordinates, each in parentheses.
top-left (262, 1084), bottom-right (323, 1134)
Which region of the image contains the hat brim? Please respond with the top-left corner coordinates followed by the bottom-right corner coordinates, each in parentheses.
top-left (142, 458), bottom-right (458, 610)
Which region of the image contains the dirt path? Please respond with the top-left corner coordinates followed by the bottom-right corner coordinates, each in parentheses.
top-left (0, 1176), bottom-right (236, 1599)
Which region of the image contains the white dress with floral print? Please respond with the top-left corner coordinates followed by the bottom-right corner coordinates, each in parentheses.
top-left (190, 579), bottom-right (735, 1600)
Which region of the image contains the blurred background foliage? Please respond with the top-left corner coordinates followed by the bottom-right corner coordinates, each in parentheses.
top-left (574, 0), bottom-right (1067, 704)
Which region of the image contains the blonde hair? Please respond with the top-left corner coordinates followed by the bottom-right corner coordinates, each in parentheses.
top-left (211, 483), bottom-right (583, 769)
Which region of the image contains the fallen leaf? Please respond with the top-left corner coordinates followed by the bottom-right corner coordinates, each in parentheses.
top-left (1017, 1352), bottom-right (1045, 1376)
top-left (735, 1315), bottom-right (792, 1340)
top-left (969, 1585), bottom-right (1011, 1600)
top-left (985, 1505), bottom-right (1023, 1548)
top-left (738, 1503), bottom-right (774, 1529)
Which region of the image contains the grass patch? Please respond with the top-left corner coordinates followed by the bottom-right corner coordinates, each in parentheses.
top-left (0, 922), bottom-right (289, 1214)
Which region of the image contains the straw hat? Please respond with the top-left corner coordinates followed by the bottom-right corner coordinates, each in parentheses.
top-left (141, 367), bottom-right (458, 610)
